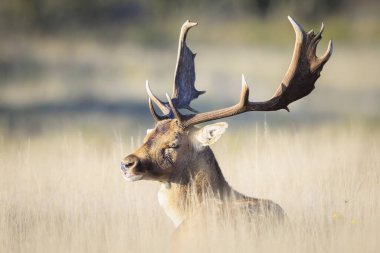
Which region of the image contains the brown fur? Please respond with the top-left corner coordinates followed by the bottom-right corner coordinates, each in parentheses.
top-left (122, 119), bottom-right (286, 228)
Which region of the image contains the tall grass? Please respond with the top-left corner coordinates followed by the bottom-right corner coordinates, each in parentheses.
top-left (0, 122), bottom-right (379, 252)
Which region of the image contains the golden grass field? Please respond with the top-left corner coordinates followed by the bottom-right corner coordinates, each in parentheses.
top-left (0, 121), bottom-right (379, 253)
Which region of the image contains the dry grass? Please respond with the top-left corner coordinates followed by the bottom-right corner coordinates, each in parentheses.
top-left (0, 121), bottom-right (379, 253)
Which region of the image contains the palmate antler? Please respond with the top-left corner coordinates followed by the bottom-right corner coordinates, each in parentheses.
top-left (146, 20), bottom-right (205, 121)
top-left (147, 17), bottom-right (333, 128)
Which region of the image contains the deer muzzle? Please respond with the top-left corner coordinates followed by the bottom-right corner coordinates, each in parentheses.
top-left (121, 155), bottom-right (144, 182)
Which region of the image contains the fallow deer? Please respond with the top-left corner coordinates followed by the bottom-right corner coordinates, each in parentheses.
top-left (121, 17), bottom-right (332, 228)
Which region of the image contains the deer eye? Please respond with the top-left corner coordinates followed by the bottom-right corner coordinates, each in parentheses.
top-left (168, 140), bottom-right (179, 148)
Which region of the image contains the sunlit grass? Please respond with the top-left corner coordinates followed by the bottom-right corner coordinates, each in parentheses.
top-left (0, 122), bottom-right (379, 252)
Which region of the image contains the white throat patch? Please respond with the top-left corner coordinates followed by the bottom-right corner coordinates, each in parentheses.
top-left (157, 184), bottom-right (184, 227)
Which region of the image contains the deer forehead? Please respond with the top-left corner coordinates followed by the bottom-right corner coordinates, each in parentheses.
top-left (144, 120), bottom-right (187, 145)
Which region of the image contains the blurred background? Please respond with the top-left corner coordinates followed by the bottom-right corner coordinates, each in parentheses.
top-left (1, 2), bottom-right (380, 252)
top-left (0, 0), bottom-right (379, 136)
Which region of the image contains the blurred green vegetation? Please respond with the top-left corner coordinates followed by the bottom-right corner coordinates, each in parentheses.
top-left (0, 0), bottom-right (379, 44)
top-left (0, 0), bottom-right (346, 30)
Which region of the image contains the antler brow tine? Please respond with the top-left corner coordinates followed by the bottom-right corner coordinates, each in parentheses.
top-left (145, 80), bottom-right (170, 115)
top-left (148, 98), bottom-right (167, 122)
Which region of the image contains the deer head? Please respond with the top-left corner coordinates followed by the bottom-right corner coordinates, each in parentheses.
top-left (121, 17), bottom-right (332, 185)
top-left (121, 118), bottom-right (228, 183)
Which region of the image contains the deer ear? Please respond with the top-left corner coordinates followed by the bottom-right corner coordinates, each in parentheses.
top-left (192, 122), bottom-right (228, 147)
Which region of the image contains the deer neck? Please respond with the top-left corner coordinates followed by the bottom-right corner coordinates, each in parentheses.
top-left (157, 147), bottom-right (242, 226)
top-left (171, 146), bottom-right (233, 196)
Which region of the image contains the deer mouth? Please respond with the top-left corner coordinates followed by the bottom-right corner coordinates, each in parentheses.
top-left (123, 171), bottom-right (143, 182)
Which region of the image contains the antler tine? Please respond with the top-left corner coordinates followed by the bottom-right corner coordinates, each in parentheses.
top-left (146, 80), bottom-right (170, 115)
top-left (240, 74), bottom-right (250, 105)
top-left (174, 20), bottom-right (198, 70)
top-left (171, 20), bottom-right (205, 112)
top-left (288, 16), bottom-right (305, 44)
top-left (181, 17), bottom-right (333, 128)
top-left (182, 75), bottom-right (250, 128)
top-left (305, 20), bottom-right (333, 73)
top-left (173, 20), bottom-right (198, 92)
top-left (316, 39), bottom-right (333, 72)
top-left (148, 98), bottom-right (166, 122)
top-left (166, 93), bottom-right (183, 123)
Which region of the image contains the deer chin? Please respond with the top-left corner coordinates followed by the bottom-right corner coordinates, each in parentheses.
top-left (123, 171), bottom-right (143, 182)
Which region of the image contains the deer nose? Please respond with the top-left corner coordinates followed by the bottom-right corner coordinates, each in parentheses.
top-left (121, 155), bottom-right (139, 172)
